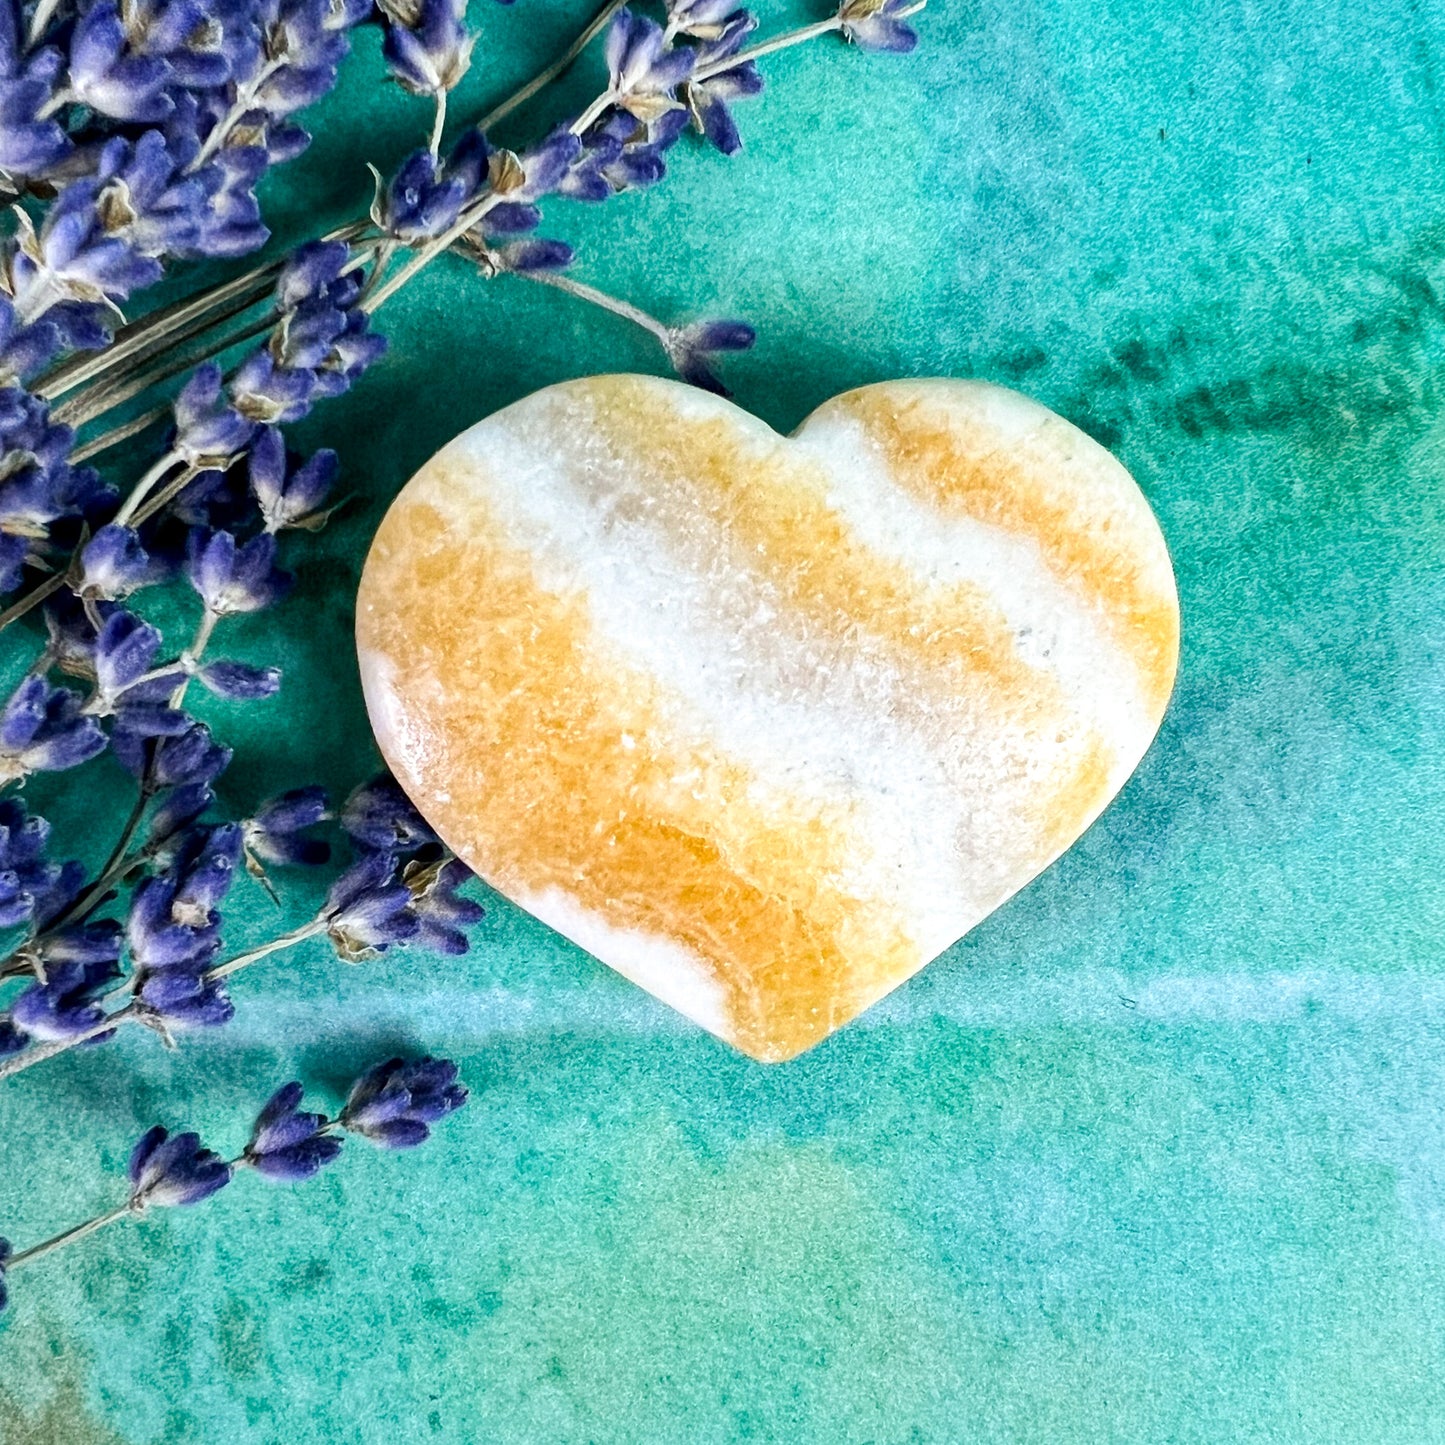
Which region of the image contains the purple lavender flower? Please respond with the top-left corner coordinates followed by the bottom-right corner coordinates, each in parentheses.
top-left (0, 798), bottom-right (77, 930)
top-left (194, 659), bottom-right (281, 700)
top-left (10, 955), bottom-right (120, 1042)
top-left (666, 318), bottom-right (756, 395)
top-left (0, 677), bottom-right (106, 783)
top-left (91, 608), bottom-right (172, 710)
top-left (476, 130), bottom-right (582, 236)
top-left (126, 875), bottom-right (219, 973)
top-left (248, 427), bottom-right (338, 533)
top-left (230, 252), bottom-right (385, 421)
top-left (67, 0), bottom-right (175, 121)
top-left (340, 1055), bottom-right (467, 1148)
top-left (185, 528), bottom-right (291, 614)
top-left (604, 8), bottom-right (693, 119)
top-left (112, 716), bottom-right (231, 786)
top-left (244, 1081), bottom-right (342, 1181)
top-left (664, 0), bottom-right (741, 37)
top-left (0, 4), bottom-right (69, 181)
top-left (0, 1019), bottom-right (25, 1055)
top-left (380, 0), bottom-right (474, 97)
top-left (324, 850), bottom-right (419, 961)
top-left (373, 148), bottom-right (467, 243)
top-left (6, 177), bottom-right (161, 331)
top-left (684, 13), bottom-right (763, 155)
top-left (0, 298), bottom-right (64, 384)
top-left (0, 388), bottom-right (103, 586)
top-left (77, 525), bottom-right (158, 601)
top-left (409, 857), bottom-right (484, 955)
top-left (128, 829), bottom-right (238, 1033)
top-left (171, 363), bottom-right (253, 466)
top-left (490, 238), bottom-right (574, 275)
top-left (146, 780), bottom-right (215, 848)
top-left (838, 0), bottom-right (921, 53)
top-left (134, 965), bottom-right (234, 1029)
top-left (91, 132), bottom-right (213, 261)
top-left (36, 920), bottom-right (124, 973)
top-left (128, 1126), bottom-right (232, 1208)
top-left (243, 786), bottom-right (330, 868)
top-left (275, 240), bottom-right (356, 311)
top-left (341, 773), bottom-right (436, 852)
top-left (563, 109), bottom-right (687, 200)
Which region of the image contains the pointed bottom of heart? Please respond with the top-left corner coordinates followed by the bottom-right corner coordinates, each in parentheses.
top-left (357, 375), bottom-right (1179, 1062)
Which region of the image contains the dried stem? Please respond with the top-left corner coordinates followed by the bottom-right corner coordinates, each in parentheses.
top-left (479, 0), bottom-right (627, 130)
top-left (6, 1204), bottom-right (135, 1269)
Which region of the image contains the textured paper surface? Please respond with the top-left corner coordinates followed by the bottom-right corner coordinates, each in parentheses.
top-left (3, 1), bottom-right (1445, 1440)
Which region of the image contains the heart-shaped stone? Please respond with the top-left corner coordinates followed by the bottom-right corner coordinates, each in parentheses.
top-left (357, 376), bottom-right (1178, 1061)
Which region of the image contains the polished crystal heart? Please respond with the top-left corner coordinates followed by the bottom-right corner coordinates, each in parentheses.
top-left (356, 376), bottom-right (1179, 1061)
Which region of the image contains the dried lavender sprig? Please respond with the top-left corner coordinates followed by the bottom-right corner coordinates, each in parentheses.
top-left (364, 0), bottom-right (924, 317)
top-left (0, 1059), bottom-right (467, 1313)
top-left (474, 253), bottom-right (754, 395)
top-left (0, 779), bottom-right (482, 1079)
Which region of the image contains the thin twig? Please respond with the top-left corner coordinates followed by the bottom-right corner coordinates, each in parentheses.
top-left (479, 0), bottom-right (627, 131)
top-left (0, 1004), bottom-right (136, 1081)
top-left (693, 16), bottom-right (843, 81)
top-left (6, 1204), bottom-right (134, 1268)
top-left (505, 264), bottom-right (671, 345)
top-left (71, 405), bottom-right (170, 463)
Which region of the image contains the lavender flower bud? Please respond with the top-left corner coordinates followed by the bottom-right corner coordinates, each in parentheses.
top-left (146, 781), bottom-right (214, 848)
top-left (0, 798), bottom-right (76, 930)
top-left (134, 966), bottom-right (234, 1030)
top-left (665, 0), bottom-right (739, 37)
top-left (248, 428), bottom-right (339, 533)
top-left (172, 363), bottom-right (254, 466)
top-left (10, 955), bottom-right (120, 1041)
top-left (838, 0), bottom-right (922, 53)
top-left (243, 786), bottom-right (330, 867)
top-left (324, 850), bottom-right (419, 961)
top-left (372, 150), bottom-right (466, 243)
top-left (340, 1055), bottom-right (467, 1148)
top-left (0, 30), bottom-right (69, 179)
top-left (244, 1081), bottom-right (342, 1181)
top-left (380, 0), bottom-right (474, 96)
top-left (684, 13), bottom-right (763, 155)
top-left (68, 1), bottom-right (174, 121)
top-left (37, 920), bottom-right (124, 971)
top-left (0, 677), bottom-right (106, 783)
top-left (665, 318), bottom-right (756, 396)
top-left (128, 1126), bottom-right (232, 1208)
top-left (112, 716), bottom-right (231, 786)
top-left (341, 774), bottom-right (436, 852)
top-left (91, 609), bottom-right (164, 706)
top-left (194, 660), bottom-right (282, 700)
top-left (604, 8), bottom-right (694, 119)
top-left (408, 856), bottom-right (483, 955)
top-left (492, 238), bottom-right (574, 275)
top-left (7, 178), bottom-right (160, 329)
top-left (184, 528), bottom-right (291, 614)
top-left (78, 524), bottom-right (157, 600)
top-left (0, 1019), bottom-right (26, 1056)
top-left (0, 298), bottom-right (65, 385)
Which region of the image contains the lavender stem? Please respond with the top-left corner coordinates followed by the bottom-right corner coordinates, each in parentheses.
top-left (6, 1204), bottom-right (134, 1269)
top-left (478, 0), bottom-right (627, 130)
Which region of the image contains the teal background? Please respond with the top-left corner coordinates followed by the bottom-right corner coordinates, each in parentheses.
top-left (4, 0), bottom-right (1445, 1440)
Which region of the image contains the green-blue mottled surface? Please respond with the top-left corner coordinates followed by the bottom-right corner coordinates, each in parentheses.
top-left (4, 1), bottom-right (1445, 1440)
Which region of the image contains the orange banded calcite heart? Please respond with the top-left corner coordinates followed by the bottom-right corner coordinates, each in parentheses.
top-left (356, 376), bottom-right (1179, 1061)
